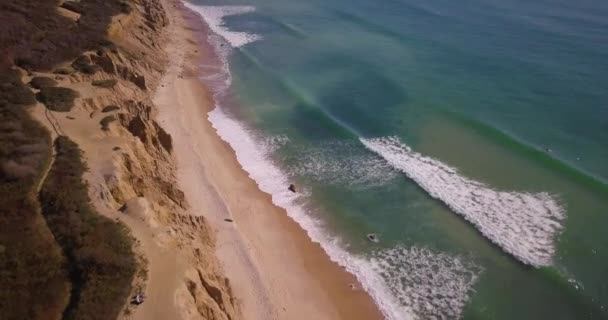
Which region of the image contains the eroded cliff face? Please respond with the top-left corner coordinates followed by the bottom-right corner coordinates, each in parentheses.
top-left (23, 0), bottom-right (240, 319)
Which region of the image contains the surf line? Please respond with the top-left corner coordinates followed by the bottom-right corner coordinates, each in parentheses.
top-left (361, 136), bottom-right (566, 267)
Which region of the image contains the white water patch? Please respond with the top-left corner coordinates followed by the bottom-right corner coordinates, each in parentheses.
top-left (260, 134), bottom-right (290, 153)
top-left (286, 140), bottom-right (398, 189)
top-left (361, 136), bottom-right (566, 267)
top-left (184, 3), bottom-right (261, 47)
top-left (208, 107), bottom-right (419, 320)
top-left (372, 246), bottom-right (482, 320)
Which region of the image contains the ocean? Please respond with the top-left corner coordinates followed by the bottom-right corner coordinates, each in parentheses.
top-left (184, 0), bottom-right (608, 318)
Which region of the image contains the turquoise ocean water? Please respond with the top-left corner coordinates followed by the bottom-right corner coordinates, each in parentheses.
top-left (185, 0), bottom-right (608, 318)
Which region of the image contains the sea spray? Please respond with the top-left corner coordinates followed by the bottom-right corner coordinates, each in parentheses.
top-left (361, 136), bottom-right (566, 267)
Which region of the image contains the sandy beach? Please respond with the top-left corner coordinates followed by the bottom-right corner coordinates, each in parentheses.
top-left (155, 2), bottom-right (383, 319)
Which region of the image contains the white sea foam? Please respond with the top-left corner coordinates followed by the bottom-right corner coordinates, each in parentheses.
top-left (372, 246), bottom-right (482, 320)
top-left (361, 136), bottom-right (566, 267)
top-left (286, 140), bottom-right (398, 189)
top-left (184, 3), bottom-right (261, 47)
top-left (208, 108), bottom-right (484, 319)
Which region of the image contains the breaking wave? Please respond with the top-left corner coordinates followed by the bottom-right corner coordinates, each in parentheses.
top-left (361, 136), bottom-right (566, 267)
top-left (184, 3), bottom-right (262, 47)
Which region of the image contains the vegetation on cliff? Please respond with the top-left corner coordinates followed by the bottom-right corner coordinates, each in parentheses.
top-left (0, 0), bottom-right (129, 71)
top-left (0, 70), bottom-right (69, 320)
top-left (40, 136), bottom-right (136, 320)
top-left (36, 87), bottom-right (79, 112)
top-left (0, 70), bottom-right (137, 320)
top-left (0, 0), bottom-right (140, 318)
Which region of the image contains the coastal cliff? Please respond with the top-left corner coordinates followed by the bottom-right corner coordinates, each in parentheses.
top-left (0, 0), bottom-right (240, 319)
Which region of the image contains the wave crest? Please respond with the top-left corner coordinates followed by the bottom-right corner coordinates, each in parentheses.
top-left (184, 3), bottom-right (262, 47)
top-left (361, 136), bottom-right (566, 267)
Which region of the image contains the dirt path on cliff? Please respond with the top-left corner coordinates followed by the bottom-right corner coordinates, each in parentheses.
top-left (119, 215), bottom-right (185, 320)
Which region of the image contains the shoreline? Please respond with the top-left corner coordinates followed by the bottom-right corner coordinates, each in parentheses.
top-left (156, 2), bottom-right (384, 319)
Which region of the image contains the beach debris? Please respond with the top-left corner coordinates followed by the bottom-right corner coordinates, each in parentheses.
top-left (131, 292), bottom-right (145, 305)
top-left (349, 283), bottom-right (357, 290)
top-left (367, 233), bottom-right (379, 243)
top-left (288, 184), bottom-right (296, 193)
top-left (224, 218), bottom-right (233, 222)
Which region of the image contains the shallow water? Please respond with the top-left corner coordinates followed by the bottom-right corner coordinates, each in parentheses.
top-left (185, 0), bottom-right (608, 318)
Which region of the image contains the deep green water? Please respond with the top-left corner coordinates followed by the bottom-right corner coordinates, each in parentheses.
top-left (187, 0), bottom-right (608, 318)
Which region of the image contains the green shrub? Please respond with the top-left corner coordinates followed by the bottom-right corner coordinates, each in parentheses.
top-left (102, 105), bottom-right (120, 113)
top-left (92, 79), bottom-right (117, 88)
top-left (36, 87), bottom-right (79, 112)
top-left (40, 136), bottom-right (136, 320)
top-left (30, 77), bottom-right (58, 89)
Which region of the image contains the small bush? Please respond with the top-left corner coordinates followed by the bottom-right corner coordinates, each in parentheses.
top-left (53, 67), bottom-right (73, 75)
top-left (72, 55), bottom-right (102, 75)
top-left (100, 115), bottom-right (117, 130)
top-left (36, 87), bottom-right (79, 112)
top-left (14, 57), bottom-right (34, 71)
top-left (92, 79), bottom-right (118, 88)
top-left (119, 2), bottom-right (132, 14)
top-left (0, 70), bottom-right (36, 107)
top-left (61, 1), bottom-right (84, 14)
top-left (97, 40), bottom-right (118, 54)
top-left (72, 55), bottom-right (91, 69)
top-left (81, 64), bottom-right (102, 75)
top-left (102, 105), bottom-right (120, 113)
top-left (30, 77), bottom-right (58, 89)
